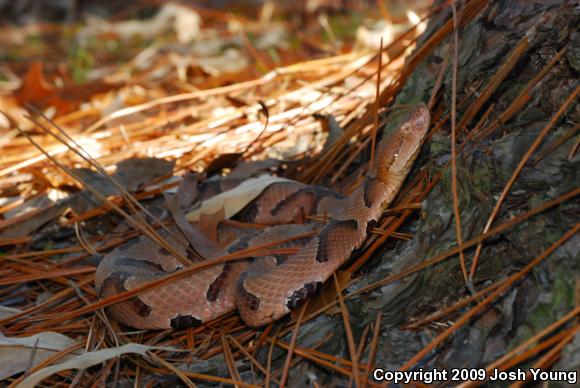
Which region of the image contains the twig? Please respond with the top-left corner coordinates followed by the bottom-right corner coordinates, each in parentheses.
top-left (450, 0), bottom-right (469, 285)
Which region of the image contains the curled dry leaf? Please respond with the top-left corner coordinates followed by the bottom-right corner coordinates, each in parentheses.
top-left (165, 191), bottom-right (219, 258)
top-left (111, 157), bottom-right (175, 192)
top-left (185, 174), bottom-right (294, 222)
top-left (176, 171), bottom-right (202, 209)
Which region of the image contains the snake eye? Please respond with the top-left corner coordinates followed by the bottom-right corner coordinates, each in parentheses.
top-left (401, 123), bottom-right (412, 134)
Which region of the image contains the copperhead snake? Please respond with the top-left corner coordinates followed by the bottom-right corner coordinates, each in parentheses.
top-left (95, 103), bottom-right (430, 329)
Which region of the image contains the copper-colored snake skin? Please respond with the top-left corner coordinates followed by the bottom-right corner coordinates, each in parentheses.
top-left (95, 103), bottom-right (430, 329)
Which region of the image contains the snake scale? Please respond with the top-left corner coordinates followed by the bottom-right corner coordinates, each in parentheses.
top-left (95, 103), bottom-right (430, 329)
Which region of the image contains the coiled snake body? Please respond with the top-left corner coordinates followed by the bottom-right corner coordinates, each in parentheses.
top-left (95, 104), bottom-right (430, 329)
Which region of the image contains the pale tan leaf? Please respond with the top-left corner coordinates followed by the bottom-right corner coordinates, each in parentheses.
top-left (185, 174), bottom-right (294, 222)
top-left (0, 306), bottom-right (21, 320)
top-left (18, 343), bottom-right (184, 388)
top-left (0, 331), bottom-right (79, 381)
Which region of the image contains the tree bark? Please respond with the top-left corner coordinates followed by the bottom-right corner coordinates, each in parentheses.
top-left (355, 0), bottom-right (580, 378)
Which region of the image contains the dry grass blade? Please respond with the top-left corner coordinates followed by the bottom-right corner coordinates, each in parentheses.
top-left (334, 273), bottom-right (361, 388)
top-left (146, 351), bottom-right (197, 388)
top-left (449, 0), bottom-right (468, 285)
top-left (279, 300), bottom-right (309, 388)
top-left (369, 38), bottom-right (384, 173)
top-left (362, 313), bottom-right (382, 388)
top-left (428, 45), bottom-right (450, 110)
top-left (265, 329), bottom-right (279, 388)
top-left (227, 335), bottom-right (277, 385)
top-left (221, 327), bottom-right (242, 385)
top-left (351, 325), bottom-right (370, 388)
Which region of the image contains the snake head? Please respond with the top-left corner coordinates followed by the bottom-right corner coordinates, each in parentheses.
top-left (376, 102), bottom-right (430, 183)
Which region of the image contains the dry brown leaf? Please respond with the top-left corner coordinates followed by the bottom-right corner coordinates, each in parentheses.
top-left (14, 62), bottom-right (74, 113)
top-left (111, 157), bottom-right (175, 192)
top-left (205, 152), bottom-right (243, 176)
top-left (14, 62), bottom-right (54, 104)
top-left (176, 172), bottom-right (202, 209)
top-left (198, 206), bottom-right (226, 244)
top-left (165, 192), bottom-right (219, 258)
